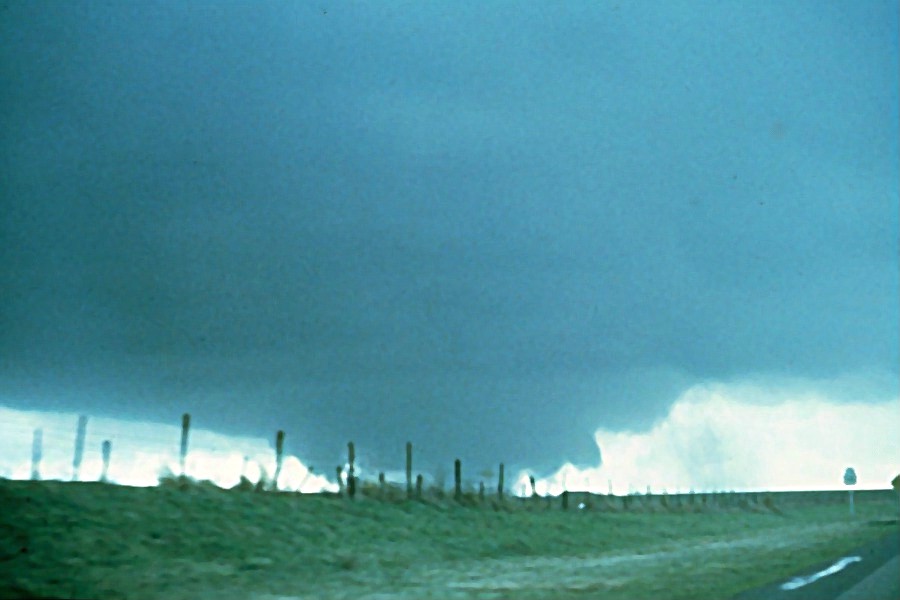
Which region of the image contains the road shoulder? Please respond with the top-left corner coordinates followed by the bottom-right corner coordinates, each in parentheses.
top-left (732, 523), bottom-right (898, 600)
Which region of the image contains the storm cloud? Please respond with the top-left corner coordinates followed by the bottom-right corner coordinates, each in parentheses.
top-left (2, 1), bottom-right (897, 475)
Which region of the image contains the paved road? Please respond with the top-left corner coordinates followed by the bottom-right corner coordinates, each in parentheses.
top-left (836, 555), bottom-right (900, 600)
top-left (733, 523), bottom-right (899, 600)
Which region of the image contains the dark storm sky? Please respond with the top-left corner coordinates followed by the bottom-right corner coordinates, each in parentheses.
top-left (2, 1), bottom-right (898, 473)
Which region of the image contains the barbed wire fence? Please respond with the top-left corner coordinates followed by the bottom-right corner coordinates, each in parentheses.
top-left (3, 411), bottom-right (889, 513)
top-left (0, 412), bottom-right (290, 488)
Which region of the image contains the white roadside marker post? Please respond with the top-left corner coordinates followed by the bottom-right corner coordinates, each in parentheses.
top-left (843, 467), bottom-right (857, 517)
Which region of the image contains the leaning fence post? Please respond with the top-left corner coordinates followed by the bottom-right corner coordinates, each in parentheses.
top-left (454, 459), bottom-right (462, 500)
top-left (180, 413), bottom-right (191, 477)
top-left (72, 415), bottom-right (88, 481)
top-left (100, 440), bottom-right (112, 483)
top-left (347, 442), bottom-right (356, 499)
top-left (406, 442), bottom-right (413, 499)
top-left (273, 430), bottom-right (285, 491)
top-left (498, 463), bottom-right (505, 500)
top-left (31, 429), bottom-right (42, 481)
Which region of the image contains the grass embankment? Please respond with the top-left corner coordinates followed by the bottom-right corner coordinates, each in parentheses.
top-left (1, 479), bottom-right (896, 600)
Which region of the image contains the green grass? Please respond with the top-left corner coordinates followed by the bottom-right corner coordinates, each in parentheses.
top-left (1, 479), bottom-right (896, 599)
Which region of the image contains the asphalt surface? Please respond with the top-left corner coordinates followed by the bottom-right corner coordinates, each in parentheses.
top-left (836, 555), bottom-right (900, 600)
top-left (733, 521), bottom-right (899, 600)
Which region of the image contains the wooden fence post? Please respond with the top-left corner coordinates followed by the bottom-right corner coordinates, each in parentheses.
top-left (562, 490), bottom-right (569, 510)
top-left (72, 415), bottom-right (88, 481)
top-left (379, 472), bottom-right (386, 496)
top-left (406, 442), bottom-right (413, 499)
top-left (180, 413), bottom-right (191, 477)
top-left (100, 440), bottom-right (111, 483)
top-left (415, 474), bottom-right (423, 499)
top-left (498, 463), bottom-right (505, 500)
top-left (529, 475), bottom-right (537, 498)
top-left (31, 429), bottom-right (42, 481)
top-left (454, 459), bottom-right (462, 500)
top-left (336, 466), bottom-right (344, 495)
top-left (347, 442), bottom-right (356, 499)
top-left (273, 430), bottom-right (285, 491)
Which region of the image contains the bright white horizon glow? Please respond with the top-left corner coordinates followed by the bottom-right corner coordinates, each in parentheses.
top-left (0, 407), bottom-right (338, 493)
top-left (519, 381), bottom-right (899, 496)
top-left (2, 379), bottom-right (898, 496)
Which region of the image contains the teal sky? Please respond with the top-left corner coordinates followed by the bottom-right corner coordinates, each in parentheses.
top-left (2, 1), bottom-right (897, 472)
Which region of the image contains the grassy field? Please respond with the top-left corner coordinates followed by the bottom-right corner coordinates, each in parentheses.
top-left (1, 479), bottom-right (897, 600)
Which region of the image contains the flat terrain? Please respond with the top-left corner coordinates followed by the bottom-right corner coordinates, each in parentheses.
top-left (1, 479), bottom-right (896, 599)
